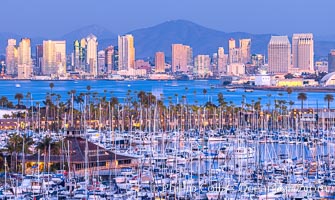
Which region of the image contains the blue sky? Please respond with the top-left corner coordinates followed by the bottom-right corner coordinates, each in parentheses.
top-left (1, 0), bottom-right (334, 37)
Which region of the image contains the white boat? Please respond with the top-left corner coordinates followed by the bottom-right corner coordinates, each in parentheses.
top-left (226, 87), bottom-right (236, 92)
top-left (245, 88), bottom-right (254, 92)
top-left (15, 84), bottom-right (21, 88)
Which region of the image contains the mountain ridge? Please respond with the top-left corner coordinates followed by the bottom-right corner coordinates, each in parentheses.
top-left (0, 20), bottom-right (334, 59)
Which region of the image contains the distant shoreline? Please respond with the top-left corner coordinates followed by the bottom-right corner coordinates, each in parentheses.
top-left (234, 85), bottom-right (335, 93)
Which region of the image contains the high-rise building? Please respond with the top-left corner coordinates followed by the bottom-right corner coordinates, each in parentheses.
top-left (86, 34), bottom-right (98, 77)
top-left (239, 39), bottom-right (251, 64)
top-left (251, 54), bottom-right (265, 67)
top-left (172, 44), bottom-right (192, 73)
top-left (36, 45), bottom-right (43, 75)
top-left (80, 38), bottom-right (87, 71)
top-left (292, 33), bottom-right (314, 71)
top-left (194, 55), bottom-right (211, 77)
top-left (228, 39), bottom-right (241, 64)
top-left (217, 47), bottom-right (228, 75)
top-left (73, 40), bottom-right (80, 71)
top-left (155, 52), bottom-right (165, 73)
top-left (42, 40), bottom-right (66, 76)
top-left (98, 50), bottom-right (105, 74)
top-left (328, 50), bottom-right (335, 73)
top-left (118, 34), bottom-right (135, 71)
top-left (17, 38), bottom-right (32, 79)
top-left (268, 36), bottom-right (291, 74)
top-left (6, 39), bottom-right (18, 76)
top-left (105, 46), bottom-right (115, 73)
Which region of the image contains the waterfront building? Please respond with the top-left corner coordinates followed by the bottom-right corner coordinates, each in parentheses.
top-left (155, 52), bottom-right (165, 73)
top-left (171, 44), bottom-right (192, 73)
top-left (320, 72), bottom-right (335, 86)
top-left (315, 61), bottom-right (328, 72)
top-left (227, 63), bottom-right (245, 76)
top-left (86, 34), bottom-right (98, 77)
top-left (17, 38), bottom-right (32, 79)
top-left (292, 33), bottom-right (314, 72)
top-left (268, 36), bottom-right (291, 74)
top-left (42, 40), bottom-right (66, 76)
top-left (5, 39), bottom-right (18, 76)
top-left (328, 50), bottom-right (335, 73)
top-left (118, 34), bottom-right (135, 71)
top-left (239, 39), bottom-right (251, 64)
top-left (194, 55), bottom-right (211, 78)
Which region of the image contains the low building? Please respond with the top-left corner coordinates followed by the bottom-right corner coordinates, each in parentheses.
top-left (320, 72), bottom-right (335, 86)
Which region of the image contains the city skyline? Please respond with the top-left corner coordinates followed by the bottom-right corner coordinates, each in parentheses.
top-left (1, 0), bottom-right (335, 37)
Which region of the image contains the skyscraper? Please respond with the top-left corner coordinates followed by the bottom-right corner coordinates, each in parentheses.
top-left (155, 52), bottom-right (165, 73)
top-left (239, 39), bottom-right (251, 64)
top-left (118, 34), bottom-right (135, 71)
top-left (292, 33), bottom-right (314, 71)
top-left (86, 34), bottom-right (98, 77)
top-left (36, 45), bottom-right (43, 75)
top-left (172, 44), bottom-right (192, 73)
top-left (328, 50), bottom-right (335, 73)
top-left (228, 39), bottom-right (241, 64)
top-left (98, 50), bottom-right (105, 74)
top-left (73, 40), bottom-right (80, 71)
top-left (6, 39), bottom-right (18, 76)
top-left (217, 47), bottom-right (228, 75)
top-left (17, 38), bottom-right (32, 79)
top-left (105, 46), bottom-right (115, 73)
top-left (194, 55), bottom-right (211, 77)
top-left (268, 36), bottom-right (291, 74)
top-left (80, 38), bottom-right (87, 71)
top-left (42, 40), bottom-right (66, 76)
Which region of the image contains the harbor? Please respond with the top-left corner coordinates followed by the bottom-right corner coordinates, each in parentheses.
top-left (0, 82), bottom-right (335, 199)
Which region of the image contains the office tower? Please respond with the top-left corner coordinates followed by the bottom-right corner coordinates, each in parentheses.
top-left (98, 50), bottom-right (105, 74)
top-left (36, 45), bottom-right (43, 75)
top-left (155, 52), bottom-right (165, 73)
top-left (118, 34), bottom-right (135, 71)
top-left (217, 47), bottom-right (228, 75)
top-left (80, 38), bottom-right (87, 71)
top-left (268, 36), bottom-right (291, 74)
top-left (86, 34), bottom-right (98, 77)
top-left (6, 39), bottom-right (18, 76)
top-left (239, 39), bottom-right (251, 64)
top-left (17, 38), bottom-right (32, 79)
top-left (292, 33), bottom-right (314, 71)
top-left (42, 40), bottom-right (66, 76)
top-left (73, 40), bottom-right (80, 71)
top-left (228, 38), bottom-right (240, 64)
top-left (328, 50), bottom-right (335, 73)
top-left (251, 54), bottom-right (265, 67)
top-left (172, 44), bottom-right (192, 73)
top-left (228, 38), bottom-right (236, 50)
top-left (194, 55), bottom-right (210, 77)
top-left (105, 46), bottom-right (114, 73)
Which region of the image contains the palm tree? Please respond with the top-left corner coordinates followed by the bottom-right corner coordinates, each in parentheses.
top-left (14, 93), bottom-right (24, 107)
top-left (297, 93), bottom-right (307, 110)
top-left (36, 136), bottom-right (60, 172)
top-left (49, 82), bottom-right (54, 94)
top-left (324, 94), bottom-right (334, 110)
top-left (286, 87), bottom-right (293, 97)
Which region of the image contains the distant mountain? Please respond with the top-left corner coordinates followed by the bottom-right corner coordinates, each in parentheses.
top-left (0, 20), bottom-right (334, 59)
top-left (128, 20), bottom-right (274, 59)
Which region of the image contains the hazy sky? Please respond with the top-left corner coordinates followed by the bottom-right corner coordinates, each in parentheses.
top-left (1, 0), bottom-right (334, 37)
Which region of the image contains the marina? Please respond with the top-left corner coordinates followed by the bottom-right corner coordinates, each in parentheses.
top-left (0, 82), bottom-right (335, 199)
